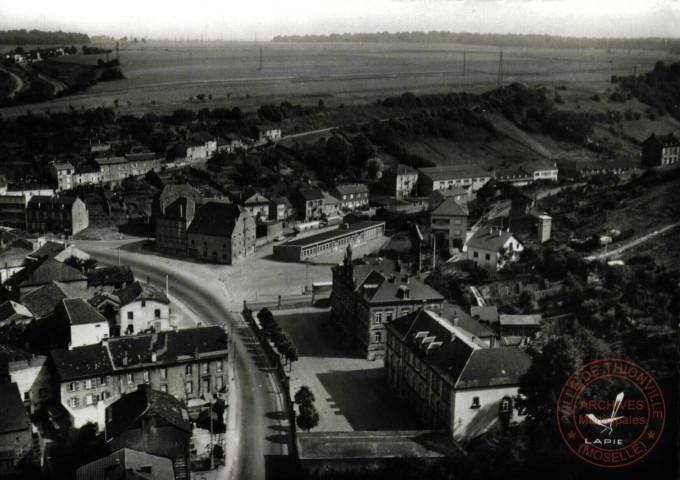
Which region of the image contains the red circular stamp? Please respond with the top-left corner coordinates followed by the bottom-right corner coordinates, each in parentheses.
top-left (557, 358), bottom-right (665, 468)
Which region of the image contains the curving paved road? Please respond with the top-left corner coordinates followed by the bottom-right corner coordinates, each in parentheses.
top-left (77, 240), bottom-right (293, 480)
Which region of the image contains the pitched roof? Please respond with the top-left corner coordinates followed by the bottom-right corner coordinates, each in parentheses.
top-left (353, 267), bottom-right (444, 304)
top-left (157, 184), bottom-right (202, 212)
top-left (21, 281), bottom-right (70, 318)
top-left (162, 197), bottom-right (198, 220)
top-left (297, 188), bottom-right (324, 201)
top-left (393, 164), bottom-right (417, 175)
top-left (0, 383), bottom-right (31, 434)
top-left (499, 314), bottom-right (542, 326)
top-left (387, 310), bottom-right (529, 388)
top-left (431, 197), bottom-right (469, 217)
top-left (74, 163), bottom-right (100, 175)
top-left (50, 326), bottom-right (228, 381)
top-left (52, 162), bottom-right (73, 170)
top-left (113, 281), bottom-right (170, 306)
top-left (0, 300), bottom-right (33, 323)
top-left (95, 157), bottom-right (128, 166)
top-left (125, 152), bottom-right (158, 162)
top-left (332, 184), bottom-right (369, 195)
top-left (271, 196), bottom-right (292, 208)
top-left (283, 221), bottom-right (386, 247)
top-left (454, 347), bottom-right (532, 388)
top-left (419, 165), bottom-right (491, 181)
top-left (322, 191), bottom-right (341, 206)
top-left (187, 201), bottom-right (249, 238)
top-left (62, 298), bottom-right (108, 325)
top-left (106, 385), bottom-right (191, 440)
top-left (644, 133), bottom-right (680, 148)
top-left (466, 227), bottom-right (522, 252)
top-left (87, 266), bottom-right (135, 287)
top-left (27, 195), bottom-right (79, 207)
top-left (243, 192), bottom-right (269, 205)
top-left (76, 448), bottom-right (175, 480)
top-left (9, 256), bottom-right (86, 289)
top-left (470, 306), bottom-right (499, 324)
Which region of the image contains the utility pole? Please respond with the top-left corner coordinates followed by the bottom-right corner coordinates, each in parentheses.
top-left (432, 235), bottom-right (437, 271)
top-left (497, 50), bottom-right (503, 89)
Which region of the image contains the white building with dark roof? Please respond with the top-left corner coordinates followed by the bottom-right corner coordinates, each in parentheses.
top-left (113, 281), bottom-right (172, 336)
top-left (49, 326), bottom-right (228, 429)
top-left (418, 165), bottom-right (493, 195)
top-left (58, 298), bottom-right (110, 347)
top-left (385, 309), bottom-right (531, 441)
top-left (466, 227), bottom-right (524, 271)
top-left (329, 184), bottom-right (370, 211)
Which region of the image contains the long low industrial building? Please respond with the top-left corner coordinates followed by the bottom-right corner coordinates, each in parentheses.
top-left (273, 221), bottom-right (386, 262)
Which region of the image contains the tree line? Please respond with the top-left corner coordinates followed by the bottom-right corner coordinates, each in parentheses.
top-left (272, 31), bottom-right (680, 52)
top-left (0, 29), bottom-right (90, 45)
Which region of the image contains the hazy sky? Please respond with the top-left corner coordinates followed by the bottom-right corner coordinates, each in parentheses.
top-left (0, 0), bottom-right (677, 41)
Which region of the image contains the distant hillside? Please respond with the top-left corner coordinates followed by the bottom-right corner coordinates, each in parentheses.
top-left (272, 32), bottom-right (680, 52)
top-left (615, 61), bottom-right (680, 120)
top-left (0, 29), bottom-right (90, 45)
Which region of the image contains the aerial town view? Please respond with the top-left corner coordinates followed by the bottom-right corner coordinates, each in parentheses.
top-left (0, 1), bottom-right (678, 479)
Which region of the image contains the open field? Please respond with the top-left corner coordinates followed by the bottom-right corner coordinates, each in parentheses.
top-left (1, 41), bottom-right (678, 117)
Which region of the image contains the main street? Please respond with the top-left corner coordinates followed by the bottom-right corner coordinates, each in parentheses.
top-left (76, 239), bottom-right (292, 480)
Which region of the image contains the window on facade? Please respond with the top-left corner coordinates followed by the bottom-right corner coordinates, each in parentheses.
top-left (386, 313), bottom-right (393, 322)
top-left (154, 321), bottom-right (161, 331)
top-left (500, 397), bottom-right (512, 414)
top-left (68, 382), bottom-right (77, 392)
top-left (217, 361), bottom-right (223, 372)
top-left (84, 379), bottom-right (93, 389)
top-left (143, 370), bottom-right (150, 382)
top-left (471, 396), bottom-right (481, 408)
top-left (201, 363), bottom-right (209, 374)
top-left (126, 373), bottom-right (133, 384)
top-left (101, 392), bottom-right (110, 400)
top-left (141, 300), bottom-right (146, 308)
top-left (186, 381), bottom-right (193, 394)
top-left (473, 251), bottom-right (478, 258)
top-left (154, 309), bottom-right (161, 319)
top-left (375, 313), bottom-right (382, 323)
top-left (100, 376), bottom-right (107, 386)
top-left (217, 376), bottom-right (224, 389)
top-left (24, 391), bottom-right (30, 401)
top-left (374, 331), bottom-right (382, 343)
top-left (127, 312), bottom-right (134, 320)
top-left (68, 397), bottom-right (79, 408)
top-left (485, 253), bottom-right (491, 261)
top-left (84, 395), bottom-right (93, 406)
top-left (186, 365), bottom-right (192, 376)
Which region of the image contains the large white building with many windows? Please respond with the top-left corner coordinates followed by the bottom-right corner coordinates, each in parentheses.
top-left (49, 326), bottom-right (228, 429)
top-left (385, 309), bottom-right (531, 441)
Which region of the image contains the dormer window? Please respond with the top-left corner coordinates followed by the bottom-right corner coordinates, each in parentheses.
top-left (499, 396), bottom-right (512, 414)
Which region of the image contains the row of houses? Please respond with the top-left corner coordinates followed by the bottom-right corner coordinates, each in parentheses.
top-left (49, 153), bottom-right (163, 191)
top-left (384, 161), bottom-right (559, 199)
top-left (0, 194), bottom-right (89, 235)
top-left (1, 239), bottom-right (229, 479)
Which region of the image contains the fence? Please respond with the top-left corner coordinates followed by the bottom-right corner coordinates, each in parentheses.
top-left (242, 305), bottom-right (300, 463)
top-left (242, 292), bottom-right (330, 312)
